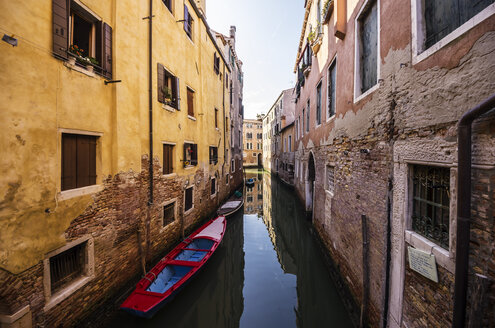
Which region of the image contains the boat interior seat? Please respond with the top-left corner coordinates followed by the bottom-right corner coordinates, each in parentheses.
top-left (174, 250), bottom-right (208, 262)
top-left (146, 265), bottom-right (193, 294)
top-left (187, 238), bottom-right (214, 250)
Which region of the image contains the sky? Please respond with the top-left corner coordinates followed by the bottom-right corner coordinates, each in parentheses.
top-left (206, 0), bottom-right (305, 119)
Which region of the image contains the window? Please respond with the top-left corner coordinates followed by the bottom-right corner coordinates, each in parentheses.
top-left (214, 108), bottom-right (218, 128)
top-left (328, 59), bottom-right (337, 118)
top-left (355, 0), bottom-right (378, 97)
top-left (247, 196), bottom-right (253, 203)
top-left (302, 109), bottom-right (305, 136)
top-left (209, 146), bottom-right (218, 164)
top-left (183, 5), bottom-right (193, 39)
top-left (163, 202), bottom-right (175, 226)
top-left (163, 144), bottom-right (174, 174)
top-left (187, 87), bottom-right (195, 117)
top-left (411, 165), bottom-right (450, 249)
top-left (162, 0), bottom-right (173, 13)
top-left (253, 153), bottom-right (257, 157)
top-left (257, 133), bottom-right (262, 139)
top-left (326, 165), bottom-right (335, 194)
top-left (211, 178), bottom-right (216, 196)
top-left (184, 187), bottom-right (193, 212)
top-left (52, 0), bottom-right (113, 78)
top-left (306, 100), bottom-right (310, 132)
top-left (226, 174), bottom-right (229, 185)
top-left (49, 242), bottom-right (85, 293)
top-left (157, 64), bottom-right (180, 110)
top-left (62, 134), bottom-right (97, 191)
top-left (316, 82), bottom-right (322, 125)
top-left (258, 194), bottom-right (263, 200)
top-left (423, 0), bottom-right (494, 50)
top-left (231, 159), bottom-right (235, 172)
top-left (183, 143), bottom-right (198, 167)
top-left (213, 53), bottom-right (220, 74)
top-left (288, 135), bottom-right (292, 152)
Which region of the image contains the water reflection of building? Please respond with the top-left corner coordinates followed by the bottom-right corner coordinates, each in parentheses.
top-left (244, 170), bottom-right (263, 215)
top-left (262, 173), bottom-right (352, 327)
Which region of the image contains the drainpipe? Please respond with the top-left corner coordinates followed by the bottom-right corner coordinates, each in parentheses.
top-left (147, 0), bottom-right (154, 205)
top-left (223, 63), bottom-right (226, 166)
top-left (453, 93), bottom-right (495, 328)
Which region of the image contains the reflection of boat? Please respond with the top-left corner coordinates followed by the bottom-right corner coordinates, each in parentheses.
top-left (245, 178), bottom-right (255, 187)
top-left (217, 190), bottom-right (244, 217)
top-left (120, 216), bottom-right (227, 318)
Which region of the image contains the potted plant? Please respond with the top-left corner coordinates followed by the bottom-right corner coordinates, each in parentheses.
top-left (322, 0), bottom-right (334, 24)
top-left (162, 86), bottom-right (173, 105)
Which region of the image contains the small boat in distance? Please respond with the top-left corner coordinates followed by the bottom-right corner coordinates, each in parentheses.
top-left (245, 178), bottom-right (255, 187)
top-left (217, 190), bottom-right (244, 217)
top-left (120, 216), bottom-right (226, 319)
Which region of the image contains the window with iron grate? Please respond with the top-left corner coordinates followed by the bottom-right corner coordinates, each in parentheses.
top-left (163, 202), bottom-right (175, 226)
top-left (411, 165), bottom-right (450, 249)
top-left (49, 242), bottom-right (86, 293)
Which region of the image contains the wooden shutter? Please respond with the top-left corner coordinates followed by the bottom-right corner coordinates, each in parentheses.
top-left (76, 136), bottom-right (96, 188)
top-left (157, 63), bottom-right (165, 103)
top-left (184, 5), bottom-right (189, 34)
top-left (103, 23), bottom-right (113, 79)
top-left (163, 144), bottom-right (173, 174)
top-left (187, 89), bottom-right (194, 116)
top-left (360, 1), bottom-right (377, 93)
top-left (62, 134), bottom-right (77, 190)
top-left (95, 21), bottom-right (103, 70)
top-left (185, 188), bottom-right (192, 210)
top-left (183, 143), bottom-right (187, 166)
top-left (174, 77), bottom-right (181, 110)
top-left (53, 0), bottom-right (69, 59)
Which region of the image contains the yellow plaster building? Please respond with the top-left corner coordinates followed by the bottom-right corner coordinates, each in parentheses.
top-left (0, 0), bottom-right (240, 326)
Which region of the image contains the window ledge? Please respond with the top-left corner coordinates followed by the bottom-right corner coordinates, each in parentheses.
top-left (163, 173), bottom-right (177, 178)
top-left (44, 275), bottom-right (93, 312)
top-left (0, 305), bottom-right (30, 324)
top-left (162, 104), bottom-right (176, 112)
top-left (59, 185), bottom-right (103, 201)
top-left (184, 207), bottom-right (194, 215)
top-left (188, 116), bottom-right (196, 121)
top-left (354, 83), bottom-right (379, 104)
top-left (404, 230), bottom-right (454, 273)
top-left (326, 114), bottom-right (336, 123)
top-left (210, 193), bottom-right (217, 199)
top-left (184, 165), bottom-right (196, 170)
top-left (325, 190), bottom-right (334, 197)
top-left (64, 61), bottom-right (97, 78)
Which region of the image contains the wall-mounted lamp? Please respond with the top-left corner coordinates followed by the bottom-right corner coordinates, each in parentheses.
top-left (2, 34), bottom-right (18, 47)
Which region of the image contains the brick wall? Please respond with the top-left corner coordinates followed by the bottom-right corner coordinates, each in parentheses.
top-left (0, 155), bottom-right (241, 327)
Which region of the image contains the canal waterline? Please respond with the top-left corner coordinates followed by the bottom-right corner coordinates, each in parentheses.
top-left (102, 169), bottom-right (353, 327)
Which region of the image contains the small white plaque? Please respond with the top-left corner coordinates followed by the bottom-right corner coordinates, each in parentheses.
top-left (408, 246), bottom-right (439, 283)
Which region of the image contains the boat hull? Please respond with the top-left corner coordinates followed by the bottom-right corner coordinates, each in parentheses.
top-left (120, 216), bottom-right (226, 318)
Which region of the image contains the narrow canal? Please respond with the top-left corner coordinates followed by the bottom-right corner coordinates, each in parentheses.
top-left (105, 169), bottom-right (353, 327)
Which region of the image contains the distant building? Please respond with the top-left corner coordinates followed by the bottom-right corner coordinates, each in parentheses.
top-left (262, 89), bottom-right (295, 177)
top-left (243, 118), bottom-right (263, 167)
top-left (215, 26), bottom-right (244, 189)
top-left (279, 122), bottom-right (295, 185)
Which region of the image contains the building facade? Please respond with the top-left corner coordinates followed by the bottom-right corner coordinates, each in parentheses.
top-left (0, 0), bottom-right (242, 326)
top-left (215, 26), bottom-right (244, 189)
top-left (262, 89), bottom-right (296, 177)
top-left (279, 122), bottom-right (295, 185)
top-left (293, 0), bottom-right (495, 327)
top-left (242, 118), bottom-right (263, 167)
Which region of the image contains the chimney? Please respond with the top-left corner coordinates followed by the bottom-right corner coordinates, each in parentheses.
top-left (230, 26), bottom-right (236, 40)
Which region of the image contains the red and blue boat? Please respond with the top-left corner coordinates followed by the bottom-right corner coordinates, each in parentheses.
top-left (120, 216), bottom-right (226, 318)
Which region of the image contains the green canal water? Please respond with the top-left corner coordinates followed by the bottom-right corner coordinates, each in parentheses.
top-left (104, 169), bottom-right (353, 328)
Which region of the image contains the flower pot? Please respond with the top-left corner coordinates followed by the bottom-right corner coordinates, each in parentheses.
top-left (86, 64), bottom-right (94, 73)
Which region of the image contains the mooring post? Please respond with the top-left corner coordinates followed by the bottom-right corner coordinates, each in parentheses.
top-left (360, 214), bottom-right (369, 328)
